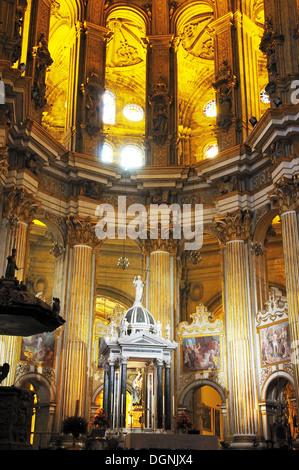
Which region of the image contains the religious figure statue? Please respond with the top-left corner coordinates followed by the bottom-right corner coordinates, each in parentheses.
top-left (132, 369), bottom-right (143, 406)
top-left (133, 275), bottom-right (145, 304)
top-left (5, 248), bottom-right (18, 279)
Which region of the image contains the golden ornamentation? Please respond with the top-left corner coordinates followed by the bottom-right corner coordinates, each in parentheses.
top-left (213, 209), bottom-right (252, 243)
top-left (66, 216), bottom-right (102, 248)
top-left (3, 187), bottom-right (40, 225)
top-left (178, 303), bottom-right (223, 337)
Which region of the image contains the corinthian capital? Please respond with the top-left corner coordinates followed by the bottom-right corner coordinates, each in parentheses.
top-left (3, 187), bottom-right (40, 225)
top-left (213, 209), bottom-right (252, 244)
top-left (269, 177), bottom-right (299, 214)
top-left (66, 215), bottom-right (102, 248)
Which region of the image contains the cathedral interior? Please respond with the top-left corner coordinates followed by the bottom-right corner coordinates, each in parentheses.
top-left (0, 0), bottom-right (299, 452)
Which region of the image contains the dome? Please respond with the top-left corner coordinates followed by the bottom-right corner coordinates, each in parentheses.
top-left (119, 303), bottom-right (157, 336)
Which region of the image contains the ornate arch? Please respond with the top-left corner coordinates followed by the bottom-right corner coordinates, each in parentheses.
top-left (260, 370), bottom-right (294, 402)
top-left (15, 371), bottom-right (56, 403)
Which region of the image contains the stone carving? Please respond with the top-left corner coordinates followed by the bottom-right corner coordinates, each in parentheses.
top-left (81, 72), bottom-right (104, 138)
top-left (269, 177), bottom-right (299, 213)
top-left (3, 187), bottom-right (40, 225)
top-left (213, 61), bottom-right (236, 131)
top-left (213, 209), bottom-right (252, 243)
top-left (31, 34), bottom-right (53, 109)
top-left (148, 77), bottom-right (172, 145)
top-left (0, 146), bottom-right (9, 176)
top-left (79, 179), bottom-right (102, 200)
top-left (12, 0), bottom-right (28, 64)
top-left (178, 303), bottom-right (223, 337)
top-left (66, 215), bottom-right (102, 248)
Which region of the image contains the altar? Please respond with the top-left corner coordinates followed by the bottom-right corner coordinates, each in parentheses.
top-left (99, 276), bottom-right (177, 431)
top-left (123, 432), bottom-right (220, 450)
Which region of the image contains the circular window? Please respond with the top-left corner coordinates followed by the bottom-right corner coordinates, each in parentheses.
top-left (260, 89), bottom-right (270, 104)
top-left (100, 143), bottom-right (114, 163)
top-left (203, 99), bottom-right (217, 117)
top-left (121, 145), bottom-right (143, 169)
top-left (205, 143), bottom-right (218, 159)
top-left (123, 104), bottom-right (144, 122)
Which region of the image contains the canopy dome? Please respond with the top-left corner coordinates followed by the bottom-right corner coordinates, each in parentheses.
top-left (119, 303), bottom-right (157, 336)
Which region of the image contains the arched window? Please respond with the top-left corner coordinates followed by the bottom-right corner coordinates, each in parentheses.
top-left (100, 142), bottom-right (114, 163)
top-left (205, 143), bottom-right (218, 159)
top-left (123, 104), bottom-right (144, 122)
top-left (203, 100), bottom-right (217, 118)
top-left (120, 145), bottom-right (144, 169)
top-left (103, 90), bottom-right (116, 125)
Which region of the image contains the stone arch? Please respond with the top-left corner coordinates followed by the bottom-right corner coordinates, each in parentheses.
top-left (178, 378), bottom-right (226, 406)
top-left (253, 206), bottom-right (280, 243)
top-left (260, 370), bottom-right (294, 403)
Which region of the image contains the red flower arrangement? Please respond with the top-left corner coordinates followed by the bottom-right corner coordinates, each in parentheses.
top-left (90, 408), bottom-right (111, 428)
top-left (176, 411), bottom-right (194, 431)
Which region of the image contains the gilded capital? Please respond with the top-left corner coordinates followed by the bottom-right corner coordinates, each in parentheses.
top-left (66, 215), bottom-right (102, 249)
top-left (142, 237), bottom-right (178, 255)
top-left (269, 177), bottom-right (299, 214)
top-left (3, 187), bottom-right (40, 225)
top-left (213, 209), bottom-right (252, 244)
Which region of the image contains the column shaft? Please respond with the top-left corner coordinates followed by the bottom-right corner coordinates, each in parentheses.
top-left (164, 365), bottom-right (171, 430)
top-left (120, 362), bottom-right (127, 428)
top-left (156, 362), bottom-right (163, 429)
top-left (149, 250), bottom-right (170, 334)
top-left (280, 211), bottom-right (299, 398)
top-left (62, 244), bottom-right (93, 418)
top-left (226, 240), bottom-right (257, 438)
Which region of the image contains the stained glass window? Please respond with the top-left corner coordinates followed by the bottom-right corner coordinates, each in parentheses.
top-left (123, 104), bottom-right (144, 122)
top-left (203, 99), bottom-right (217, 117)
top-left (103, 90), bottom-right (115, 124)
top-left (205, 143), bottom-right (218, 159)
top-left (260, 89), bottom-right (270, 104)
top-left (121, 145), bottom-right (143, 169)
top-left (100, 142), bottom-right (114, 163)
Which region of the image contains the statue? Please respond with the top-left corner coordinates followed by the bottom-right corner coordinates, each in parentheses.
top-left (133, 276), bottom-right (145, 305)
top-left (5, 248), bottom-right (18, 279)
top-left (132, 369), bottom-right (143, 405)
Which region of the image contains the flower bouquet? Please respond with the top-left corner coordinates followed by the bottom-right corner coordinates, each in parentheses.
top-left (90, 408), bottom-right (110, 437)
top-left (175, 411), bottom-right (194, 433)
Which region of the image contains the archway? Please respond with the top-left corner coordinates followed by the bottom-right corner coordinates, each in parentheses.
top-left (179, 379), bottom-right (226, 441)
top-left (19, 377), bottom-right (53, 450)
top-left (264, 375), bottom-right (298, 449)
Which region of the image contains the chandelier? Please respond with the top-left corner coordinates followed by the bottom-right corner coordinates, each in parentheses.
top-left (117, 256), bottom-right (130, 270)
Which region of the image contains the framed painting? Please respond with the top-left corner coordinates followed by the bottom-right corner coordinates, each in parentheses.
top-left (259, 320), bottom-right (291, 366)
top-left (181, 335), bottom-right (221, 373)
top-left (20, 331), bottom-right (56, 366)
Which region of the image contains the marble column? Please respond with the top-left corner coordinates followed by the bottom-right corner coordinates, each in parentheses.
top-left (103, 365), bottom-right (109, 416)
top-left (156, 359), bottom-right (163, 429)
top-left (214, 210), bottom-right (258, 444)
top-left (164, 360), bottom-right (171, 430)
top-left (120, 357), bottom-right (127, 428)
top-left (61, 216), bottom-right (100, 419)
top-left (271, 179), bottom-right (299, 409)
top-left (108, 359), bottom-right (115, 426)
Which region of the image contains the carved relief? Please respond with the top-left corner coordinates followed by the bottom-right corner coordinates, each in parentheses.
top-left (31, 34), bottom-right (53, 110)
top-left (269, 177), bottom-right (299, 213)
top-left (213, 209), bottom-right (252, 243)
top-left (256, 288), bottom-right (288, 327)
top-left (3, 188), bottom-right (40, 225)
top-left (66, 215), bottom-right (102, 248)
top-left (179, 14), bottom-right (214, 59)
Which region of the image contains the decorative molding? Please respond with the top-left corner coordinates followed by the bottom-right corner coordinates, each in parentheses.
top-left (178, 303), bottom-right (223, 337)
top-left (256, 288), bottom-right (288, 327)
top-left (3, 187), bottom-right (40, 225)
